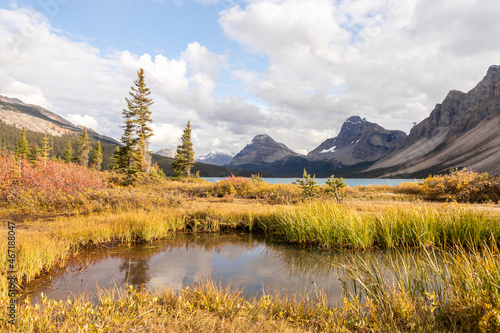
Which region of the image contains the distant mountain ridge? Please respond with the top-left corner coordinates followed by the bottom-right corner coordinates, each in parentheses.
top-left (227, 65), bottom-right (500, 177)
top-left (196, 152), bottom-right (234, 166)
top-left (226, 118), bottom-right (406, 177)
top-left (0, 95), bottom-right (120, 145)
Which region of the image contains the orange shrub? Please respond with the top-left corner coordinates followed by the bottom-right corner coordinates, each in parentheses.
top-left (0, 151), bottom-right (108, 210)
top-left (422, 168), bottom-right (500, 203)
top-left (211, 175), bottom-right (301, 204)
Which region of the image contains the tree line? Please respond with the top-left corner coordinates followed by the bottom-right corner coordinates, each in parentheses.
top-left (7, 68), bottom-right (198, 179)
top-left (14, 126), bottom-right (103, 169)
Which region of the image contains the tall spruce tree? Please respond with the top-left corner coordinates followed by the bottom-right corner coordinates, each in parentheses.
top-left (62, 140), bottom-right (74, 163)
top-left (92, 141), bottom-right (103, 170)
top-left (113, 68), bottom-right (154, 174)
top-left (173, 121), bottom-right (195, 177)
top-left (15, 127), bottom-right (30, 159)
top-left (76, 127), bottom-right (91, 166)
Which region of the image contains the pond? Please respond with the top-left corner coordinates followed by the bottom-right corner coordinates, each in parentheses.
top-left (24, 233), bottom-right (414, 306)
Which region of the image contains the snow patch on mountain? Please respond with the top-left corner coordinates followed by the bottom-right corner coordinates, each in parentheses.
top-left (320, 146), bottom-right (336, 154)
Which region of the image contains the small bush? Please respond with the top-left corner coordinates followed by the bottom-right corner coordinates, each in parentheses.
top-left (210, 175), bottom-right (301, 204)
top-left (422, 169), bottom-right (500, 203)
top-left (294, 170), bottom-right (318, 198)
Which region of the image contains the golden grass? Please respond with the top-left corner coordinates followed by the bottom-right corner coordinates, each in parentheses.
top-left (0, 199), bottom-right (284, 293)
top-left (1, 177), bottom-right (499, 332)
top-left (262, 200), bottom-right (500, 248)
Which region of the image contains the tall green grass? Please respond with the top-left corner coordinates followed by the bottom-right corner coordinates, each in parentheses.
top-left (342, 244), bottom-right (500, 332)
top-left (262, 201), bottom-right (500, 248)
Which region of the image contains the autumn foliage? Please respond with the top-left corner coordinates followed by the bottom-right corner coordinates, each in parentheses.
top-left (422, 168), bottom-right (500, 203)
top-left (0, 151), bottom-right (108, 210)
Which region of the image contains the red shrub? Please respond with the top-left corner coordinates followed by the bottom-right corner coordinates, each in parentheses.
top-left (0, 151), bottom-right (108, 208)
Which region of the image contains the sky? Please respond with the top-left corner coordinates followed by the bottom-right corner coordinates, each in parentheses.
top-left (0, 0), bottom-right (499, 156)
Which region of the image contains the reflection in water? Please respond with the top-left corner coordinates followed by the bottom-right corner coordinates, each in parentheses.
top-left (119, 258), bottom-right (150, 285)
top-left (24, 233), bottom-right (436, 306)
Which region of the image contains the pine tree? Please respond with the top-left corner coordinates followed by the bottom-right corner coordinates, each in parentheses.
top-left (114, 68), bottom-right (154, 174)
top-left (62, 140), bottom-right (74, 163)
top-left (131, 68), bottom-right (154, 172)
top-left (76, 127), bottom-right (91, 166)
top-left (173, 121), bottom-right (195, 177)
top-left (92, 141), bottom-right (103, 170)
top-left (29, 143), bottom-right (42, 163)
top-left (15, 127), bottom-right (30, 159)
top-left (41, 133), bottom-right (52, 166)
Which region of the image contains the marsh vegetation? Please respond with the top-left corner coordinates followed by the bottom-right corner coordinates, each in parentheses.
top-left (1, 155), bottom-right (500, 332)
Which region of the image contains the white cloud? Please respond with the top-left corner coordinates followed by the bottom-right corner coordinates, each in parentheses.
top-left (0, 7), bottom-right (248, 155)
top-left (0, 75), bottom-right (49, 107)
top-left (219, 0), bottom-right (500, 150)
top-left (2, 1), bottom-right (500, 158)
top-left (182, 42), bottom-right (226, 79)
top-left (66, 114), bottom-right (100, 131)
top-left (150, 123), bottom-right (184, 146)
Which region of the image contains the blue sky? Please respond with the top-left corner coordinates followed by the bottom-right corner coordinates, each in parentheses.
top-left (1, 0), bottom-right (500, 155)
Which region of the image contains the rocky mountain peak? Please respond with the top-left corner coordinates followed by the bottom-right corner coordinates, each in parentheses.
top-left (465, 64), bottom-right (500, 103)
top-left (369, 65), bottom-right (500, 177)
top-left (228, 134), bottom-right (297, 166)
top-left (336, 116), bottom-right (374, 147)
top-left (251, 134), bottom-right (273, 143)
top-left (308, 116), bottom-right (406, 165)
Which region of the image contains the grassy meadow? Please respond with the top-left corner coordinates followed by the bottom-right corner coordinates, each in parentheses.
top-left (1, 154), bottom-right (500, 332)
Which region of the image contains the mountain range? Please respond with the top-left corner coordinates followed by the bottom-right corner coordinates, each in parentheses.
top-left (0, 95), bottom-right (120, 145)
top-left (227, 65), bottom-right (500, 177)
top-left (1, 65), bottom-right (499, 178)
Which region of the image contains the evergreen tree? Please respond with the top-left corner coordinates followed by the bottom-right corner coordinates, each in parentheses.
top-left (295, 169), bottom-right (318, 198)
top-left (173, 121), bottom-right (195, 177)
top-left (92, 141), bottom-right (103, 170)
top-left (15, 127), bottom-right (30, 159)
top-left (76, 127), bottom-right (91, 166)
top-left (110, 146), bottom-right (125, 171)
top-left (114, 68), bottom-right (154, 174)
top-left (29, 143), bottom-right (42, 162)
top-left (131, 68), bottom-right (154, 172)
top-left (41, 133), bottom-right (52, 166)
top-left (62, 140), bottom-right (74, 163)
top-left (325, 174), bottom-right (347, 203)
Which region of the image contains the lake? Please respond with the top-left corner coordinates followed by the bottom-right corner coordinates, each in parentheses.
top-left (25, 233), bottom-right (431, 307)
top-left (203, 177), bottom-right (416, 186)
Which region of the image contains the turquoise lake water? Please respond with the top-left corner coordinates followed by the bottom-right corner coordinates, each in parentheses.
top-left (202, 177), bottom-right (417, 186)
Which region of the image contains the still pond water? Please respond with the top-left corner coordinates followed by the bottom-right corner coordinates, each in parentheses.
top-left (26, 233), bottom-right (402, 306)
top-left (203, 178), bottom-right (415, 186)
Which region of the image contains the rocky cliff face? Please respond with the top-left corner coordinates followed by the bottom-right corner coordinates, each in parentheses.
top-left (369, 65), bottom-right (500, 177)
top-left (228, 134), bottom-right (298, 166)
top-left (308, 116), bottom-right (407, 165)
top-left (196, 152), bottom-right (234, 166)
